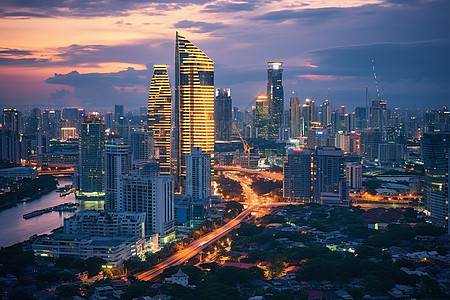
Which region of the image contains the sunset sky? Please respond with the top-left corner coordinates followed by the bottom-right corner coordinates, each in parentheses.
top-left (0, 0), bottom-right (448, 111)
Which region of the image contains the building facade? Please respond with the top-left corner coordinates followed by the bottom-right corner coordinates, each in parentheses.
top-left (105, 143), bottom-right (130, 211)
top-left (79, 116), bottom-right (105, 197)
top-left (121, 174), bottom-right (175, 243)
top-left (148, 65), bottom-right (172, 175)
top-left (175, 32), bottom-right (215, 190)
top-left (267, 62), bottom-right (284, 140)
top-left (421, 132), bottom-right (450, 230)
top-left (283, 149), bottom-right (312, 202)
top-left (214, 88), bottom-right (232, 141)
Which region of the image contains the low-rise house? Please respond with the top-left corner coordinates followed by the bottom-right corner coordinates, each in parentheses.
top-left (171, 268), bottom-right (189, 287)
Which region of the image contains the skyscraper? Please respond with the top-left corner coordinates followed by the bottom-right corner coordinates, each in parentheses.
top-left (255, 95), bottom-right (269, 139)
top-left (283, 149), bottom-right (312, 202)
top-left (313, 146), bottom-right (348, 206)
top-left (319, 100), bottom-right (331, 127)
top-left (302, 98), bottom-right (316, 131)
top-left (1, 109), bottom-right (22, 164)
top-left (105, 143), bottom-right (130, 211)
top-left (370, 99), bottom-right (388, 134)
top-left (148, 65), bottom-right (172, 174)
top-left (79, 116), bottom-right (105, 197)
top-left (175, 32), bottom-right (214, 190)
top-left (290, 93), bottom-right (300, 138)
top-left (214, 88), bottom-right (232, 141)
top-left (421, 132), bottom-right (450, 230)
top-left (267, 62), bottom-right (284, 140)
top-left (114, 104), bottom-right (124, 123)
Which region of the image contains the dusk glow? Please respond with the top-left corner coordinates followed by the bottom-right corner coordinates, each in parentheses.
top-left (1, 0), bottom-right (448, 109)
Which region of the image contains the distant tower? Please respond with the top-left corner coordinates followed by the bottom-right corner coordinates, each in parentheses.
top-left (302, 99), bottom-right (316, 131)
top-left (255, 95), bottom-right (270, 139)
top-left (148, 65), bottom-right (172, 174)
top-left (105, 142), bottom-right (130, 211)
top-left (114, 104), bottom-right (124, 123)
top-left (214, 88), bottom-right (232, 141)
top-left (175, 32), bottom-right (215, 190)
top-left (290, 92), bottom-right (300, 138)
top-left (130, 130), bottom-right (153, 163)
top-left (0, 109), bottom-right (22, 163)
top-left (79, 116), bottom-right (105, 197)
top-left (267, 62), bottom-right (284, 140)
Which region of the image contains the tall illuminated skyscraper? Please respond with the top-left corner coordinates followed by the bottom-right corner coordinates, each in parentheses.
top-left (148, 65), bottom-right (172, 174)
top-left (174, 32), bottom-right (214, 190)
top-left (267, 62), bottom-right (284, 140)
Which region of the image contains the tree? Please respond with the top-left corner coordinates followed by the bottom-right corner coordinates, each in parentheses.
top-left (85, 257), bottom-right (107, 276)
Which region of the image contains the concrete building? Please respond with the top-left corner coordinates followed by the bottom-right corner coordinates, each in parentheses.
top-left (378, 143), bottom-right (404, 165)
top-left (105, 143), bottom-right (130, 211)
top-left (314, 147), bottom-right (349, 206)
top-left (63, 210), bottom-right (146, 239)
top-left (130, 130), bottom-right (153, 163)
top-left (360, 128), bottom-right (382, 163)
top-left (267, 62), bottom-right (284, 140)
top-left (186, 147), bottom-right (211, 226)
top-left (290, 93), bottom-right (301, 138)
top-left (79, 116), bottom-right (105, 198)
top-left (283, 149), bottom-right (312, 202)
top-left (121, 174), bottom-right (175, 243)
top-left (215, 88), bottom-right (232, 141)
top-left (346, 162), bottom-right (362, 190)
top-left (421, 132), bottom-right (450, 230)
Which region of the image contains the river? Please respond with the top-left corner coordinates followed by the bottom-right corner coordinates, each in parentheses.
top-left (0, 178), bottom-right (103, 248)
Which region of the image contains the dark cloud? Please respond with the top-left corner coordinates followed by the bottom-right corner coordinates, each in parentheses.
top-left (202, 2), bottom-right (258, 13)
top-left (1, 11), bottom-right (51, 18)
top-left (253, 7), bottom-right (345, 24)
top-left (45, 68), bottom-right (151, 106)
top-left (0, 57), bottom-right (49, 65)
top-left (0, 48), bottom-right (32, 56)
top-left (174, 20), bottom-right (227, 33)
top-left (0, 0), bottom-right (210, 18)
top-left (50, 88), bottom-right (71, 100)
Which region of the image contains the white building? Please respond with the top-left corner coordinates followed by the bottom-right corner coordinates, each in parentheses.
top-left (121, 174), bottom-right (175, 243)
top-left (105, 143), bottom-right (130, 211)
top-left (171, 268), bottom-right (189, 286)
top-left (346, 162), bottom-right (362, 190)
top-left (63, 210), bottom-right (146, 239)
top-left (33, 234), bottom-right (154, 267)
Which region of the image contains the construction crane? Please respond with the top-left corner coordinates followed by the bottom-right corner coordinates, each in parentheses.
top-left (233, 122), bottom-right (253, 168)
top-left (372, 59), bottom-right (382, 100)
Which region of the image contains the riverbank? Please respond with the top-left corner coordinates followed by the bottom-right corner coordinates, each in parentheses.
top-left (0, 175), bottom-right (58, 212)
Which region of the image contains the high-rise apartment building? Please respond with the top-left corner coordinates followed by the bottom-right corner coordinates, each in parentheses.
top-left (421, 132), bottom-right (450, 230)
top-left (121, 174), bottom-right (175, 243)
top-left (1, 109), bottom-right (22, 164)
top-left (267, 62), bottom-right (284, 140)
top-left (105, 143), bottom-right (130, 211)
top-left (313, 146), bottom-right (348, 206)
top-left (283, 149), bottom-right (312, 202)
top-left (346, 162), bottom-right (362, 190)
top-left (148, 65), bottom-right (172, 174)
top-left (360, 128), bottom-right (382, 162)
top-left (174, 32), bottom-right (215, 189)
top-left (214, 88), bottom-right (232, 141)
top-left (355, 107), bottom-right (368, 130)
top-left (186, 147), bottom-right (211, 225)
top-left (79, 116), bottom-right (105, 197)
top-left (130, 130), bottom-right (153, 163)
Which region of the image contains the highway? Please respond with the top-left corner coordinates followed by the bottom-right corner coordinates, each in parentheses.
top-left (215, 165), bottom-right (283, 181)
top-left (135, 206), bottom-right (254, 281)
top-left (136, 168), bottom-right (287, 282)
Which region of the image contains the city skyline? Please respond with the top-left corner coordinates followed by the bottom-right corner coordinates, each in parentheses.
top-left (0, 0), bottom-right (448, 110)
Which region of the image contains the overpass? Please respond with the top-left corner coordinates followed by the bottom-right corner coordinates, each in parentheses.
top-left (214, 165), bottom-right (283, 181)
